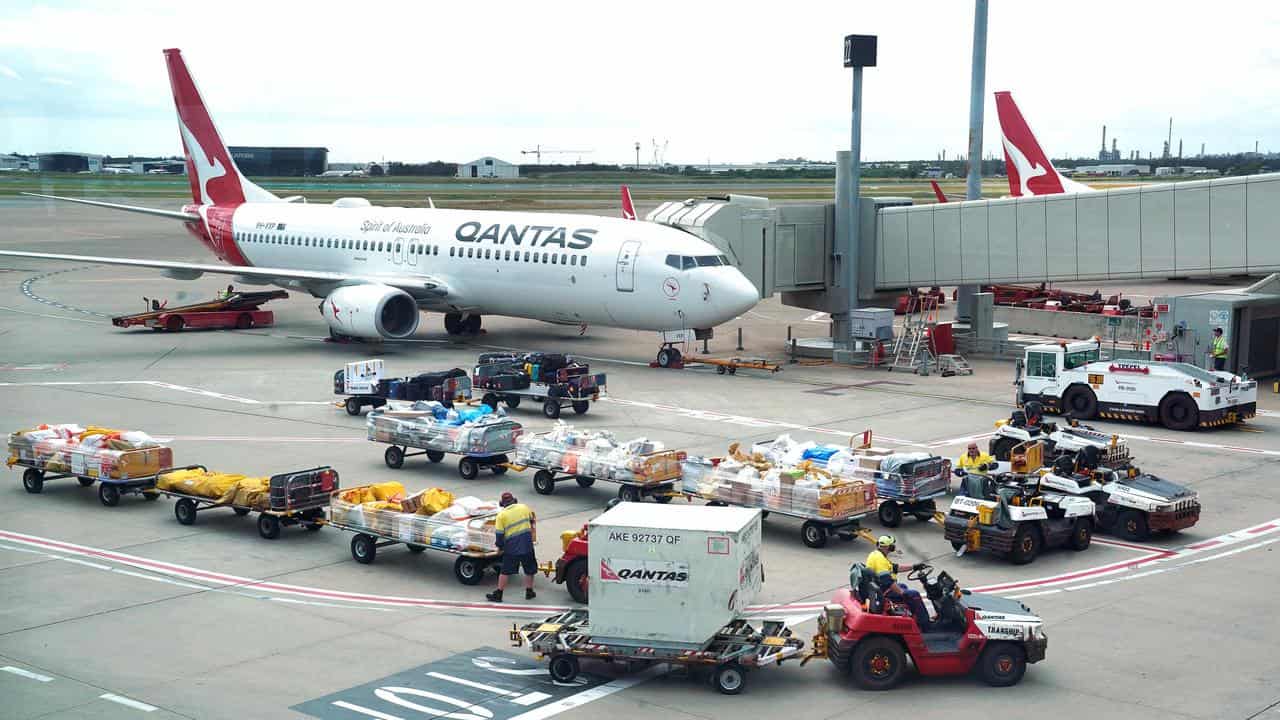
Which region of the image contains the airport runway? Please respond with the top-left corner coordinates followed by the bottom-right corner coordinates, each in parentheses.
top-left (1, 200), bottom-right (1278, 719)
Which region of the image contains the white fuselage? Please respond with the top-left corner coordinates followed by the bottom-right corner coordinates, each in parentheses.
top-left (223, 203), bottom-right (760, 332)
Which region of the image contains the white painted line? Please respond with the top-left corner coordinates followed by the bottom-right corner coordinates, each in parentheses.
top-left (509, 665), bottom-right (666, 720)
top-left (100, 693), bottom-right (157, 712)
top-left (332, 700), bottom-right (404, 719)
top-left (2, 666), bottom-right (53, 682)
top-left (111, 568), bottom-right (215, 591)
top-left (57, 557), bottom-right (112, 571)
top-left (425, 671), bottom-right (519, 696)
top-left (512, 692), bottom-right (552, 706)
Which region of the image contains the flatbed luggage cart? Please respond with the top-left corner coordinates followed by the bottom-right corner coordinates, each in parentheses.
top-left (155, 466), bottom-right (338, 539)
top-left (335, 360), bottom-right (471, 416)
top-left (513, 431), bottom-right (685, 502)
top-left (684, 356), bottom-right (782, 376)
top-left (511, 608), bottom-right (805, 695)
top-left (327, 492), bottom-right (507, 585)
top-left (368, 409), bottom-right (521, 480)
top-left (865, 456), bottom-right (952, 528)
top-left (474, 353), bottom-right (607, 419)
top-left (8, 441), bottom-right (175, 505)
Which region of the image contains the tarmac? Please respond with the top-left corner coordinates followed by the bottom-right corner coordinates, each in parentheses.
top-left (1, 198), bottom-right (1278, 720)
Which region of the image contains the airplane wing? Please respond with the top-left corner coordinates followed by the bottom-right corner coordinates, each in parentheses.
top-left (20, 193), bottom-right (199, 221)
top-left (0, 249), bottom-right (450, 300)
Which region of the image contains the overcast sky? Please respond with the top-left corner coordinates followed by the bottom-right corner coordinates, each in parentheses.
top-left (2, 1), bottom-right (1278, 165)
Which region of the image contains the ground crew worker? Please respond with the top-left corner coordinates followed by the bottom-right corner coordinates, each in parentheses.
top-left (866, 535), bottom-right (930, 630)
top-left (487, 492), bottom-right (537, 603)
top-left (957, 442), bottom-right (995, 472)
top-left (1211, 327), bottom-right (1228, 371)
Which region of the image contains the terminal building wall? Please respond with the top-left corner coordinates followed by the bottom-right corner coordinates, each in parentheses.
top-left (874, 173), bottom-right (1280, 289)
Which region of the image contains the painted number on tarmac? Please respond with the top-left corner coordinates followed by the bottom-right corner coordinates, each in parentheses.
top-left (292, 647), bottom-right (609, 720)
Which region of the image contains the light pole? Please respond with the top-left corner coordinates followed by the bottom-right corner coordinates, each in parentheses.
top-left (839, 34), bottom-right (876, 346)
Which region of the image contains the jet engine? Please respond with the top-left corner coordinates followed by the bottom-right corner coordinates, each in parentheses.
top-left (321, 284), bottom-right (420, 339)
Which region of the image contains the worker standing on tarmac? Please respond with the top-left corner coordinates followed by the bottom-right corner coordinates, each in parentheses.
top-left (487, 492), bottom-right (538, 603)
top-left (957, 442), bottom-right (995, 471)
top-left (1211, 327), bottom-right (1228, 371)
top-left (866, 536), bottom-right (930, 630)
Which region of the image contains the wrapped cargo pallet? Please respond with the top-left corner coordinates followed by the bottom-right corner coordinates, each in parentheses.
top-left (8, 424), bottom-right (173, 480)
top-left (367, 407), bottom-right (522, 455)
top-left (515, 425), bottom-right (685, 485)
top-left (330, 487), bottom-right (500, 553)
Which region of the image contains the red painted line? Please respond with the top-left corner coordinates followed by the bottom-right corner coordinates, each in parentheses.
top-left (1246, 523), bottom-right (1277, 534)
top-left (971, 552), bottom-right (1166, 594)
top-left (1186, 539), bottom-right (1224, 550)
top-left (1093, 537), bottom-right (1179, 555)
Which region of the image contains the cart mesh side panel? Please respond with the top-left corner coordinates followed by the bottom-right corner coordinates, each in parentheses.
top-left (268, 467), bottom-right (339, 511)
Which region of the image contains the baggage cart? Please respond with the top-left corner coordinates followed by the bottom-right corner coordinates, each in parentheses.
top-left (511, 609), bottom-right (805, 695)
top-left (326, 491), bottom-right (505, 585)
top-left (514, 428), bottom-right (683, 502)
top-left (154, 466), bottom-right (338, 539)
top-left (335, 360), bottom-right (471, 416)
top-left (851, 456), bottom-right (952, 528)
top-left (683, 356), bottom-right (782, 376)
top-left (474, 353), bottom-right (606, 419)
top-left (368, 409), bottom-right (521, 480)
top-left (9, 434), bottom-right (174, 504)
top-left (681, 457), bottom-right (878, 548)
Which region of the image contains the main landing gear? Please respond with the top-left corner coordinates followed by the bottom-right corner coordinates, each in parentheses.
top-left (445, 313), bottom-right (483, 336)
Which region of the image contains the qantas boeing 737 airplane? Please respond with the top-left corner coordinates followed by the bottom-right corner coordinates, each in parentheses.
top-left (1, 49), bottom-right (759, 342)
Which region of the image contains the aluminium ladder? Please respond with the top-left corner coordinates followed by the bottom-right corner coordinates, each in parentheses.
top-left (888, 294), bottom-right (940, 373)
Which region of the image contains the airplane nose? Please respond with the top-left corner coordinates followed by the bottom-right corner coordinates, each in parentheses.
top-left (723, 270), bottom-right (760, 318)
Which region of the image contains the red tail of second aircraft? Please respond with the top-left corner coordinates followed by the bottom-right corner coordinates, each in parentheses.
top-left (164, 48), bottom-right (277, 207)
top-left (621, 185), bottom-right (637, 220)
top-left (994, 91), bottom-right (1091, 198)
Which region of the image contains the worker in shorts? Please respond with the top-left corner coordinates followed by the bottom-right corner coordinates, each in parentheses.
top-left (1211, 327), bottom-right (1228, 371)
top-left (487, 492), bottom-right (537, 602)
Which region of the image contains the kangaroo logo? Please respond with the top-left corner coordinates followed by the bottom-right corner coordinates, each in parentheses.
top-left (179, 117), bottom-right (227, 206)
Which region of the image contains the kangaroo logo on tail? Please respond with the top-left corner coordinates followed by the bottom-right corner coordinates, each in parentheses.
top-left (994, 91), bottom-right (1092, 197)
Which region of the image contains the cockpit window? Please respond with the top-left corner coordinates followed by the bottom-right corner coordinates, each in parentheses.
top-left (695, 255), bottom-right (725, 267)
top-left (665, 254), bottom-right (681, 270)
top-left (667, 253), bottom-right (732, 270)
top-left (681, 256), bottom-right (697, 270)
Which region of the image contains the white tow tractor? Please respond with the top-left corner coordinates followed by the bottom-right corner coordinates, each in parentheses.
top-left (1038, 469), bottom-right (1201, 541)
top-left (1014, 340), bottom-right (1257, 431)
top-left (989, 408), bottom-right (1132, 471)
top-left (943, 443), bottom-right (1096, 565)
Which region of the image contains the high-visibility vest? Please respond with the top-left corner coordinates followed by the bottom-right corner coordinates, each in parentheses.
top-left (1212, 336), bottom-right (1228, 358)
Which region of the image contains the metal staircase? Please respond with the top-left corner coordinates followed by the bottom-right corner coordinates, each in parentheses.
top-left (889, 294), bottom-right (940, 373)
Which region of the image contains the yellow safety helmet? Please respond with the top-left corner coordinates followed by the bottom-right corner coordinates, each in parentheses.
top-left (877, 535), bottom-right (896, 549)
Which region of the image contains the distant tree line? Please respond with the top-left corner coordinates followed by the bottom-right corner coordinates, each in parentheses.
top-left (384, 161), bottom-right (455, 176)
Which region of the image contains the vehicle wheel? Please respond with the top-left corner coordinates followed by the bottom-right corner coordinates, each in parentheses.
top-left (990, 435), bottom-right (1018, 462)
top-left (1009, 526), bottom-right (1042, 565)
top-left (174, 498), bottom-right (197, 525)
top-left (534, 470), bottom-right (557, 495)
top-left (549, 654), bottom-right (580, 684)
top-left (542, 400), bottom-right (561, 419)
top-left (878, 501), bottom-right (903, 528)
top-left (384, 446), bottom-right (405, 469)
top-left (258, 513), bottom-right (282, 540)
top-left (1159, 393), bottom-right (1199, 431)
top-left (565, 558), bottom-right (589, 604)
top-left (235, 313), bottom-right (253, 330)
top-left (98, 483), bottom-right (120, 507)
top-left (851, 636), bottom-right (907, 691)
top-left (717, 365), bottom-right (726, 375)
top-left (454, 556), bottom-right (484, 585)
top-left (22, 468), bottom-right (44, 493)
top-left (1117, 510), bottom-right (1150, 541)
top-left (656, 348), bottom-right (674, 368)
top-left (801, 521), bottom-right (828, 548)
top-left (459, 458), bottom-right (479, 480)
top-left (78, 476), bottom-right (95, 487)
top-left (572, 400), bottom-right (590, 415)
top-left (444, 313), bottom-right (463, 335)
top-left (351, 533), bottom-right (377, 564)
top-left (165, 316), bottom-right (184, 332)
top-left (482, 393), bottom-right (499, 409)
top-left (1069, 518), bottom-right (1093, 551)
top-left (728, 366), bottom-right (737, 375)
top-left (233, 507), bottom-right (251, 516)
top-left (1062, 385), bottom-right (1098, 419)
top-left (505, 396), bottom-right (520, 409)
top-left (407, 543), bottom-right (427, 553)
top-left (575, 476), bottom-right (595, 488)
top-left (426, 450), bottom-right (445, 463)
top-left (345, 397), bottom-right (362, 416)
top-left (618, 485), bottom-right (641, 503)
top-left (712, 663), bottom-right (746, 695)
top-left (491, 464), bottom-right (508, 476)
top-left (464, 314), bottom-right (482, 334)
top-left (978, 642), bottom-right (1027, 687)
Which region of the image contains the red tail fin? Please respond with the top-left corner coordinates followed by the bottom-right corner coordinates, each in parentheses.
top-left (621, 185), bottom-right (637, 220)
top-left (994, 91), bottom-right (1065, 197)
top-left (930, 180), bottom-right (948, 203)
top-left (164, 49), bottom-right (277, 206)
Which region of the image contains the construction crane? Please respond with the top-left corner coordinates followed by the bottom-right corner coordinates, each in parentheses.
top-left (521, 145), bottom-right (594, 164)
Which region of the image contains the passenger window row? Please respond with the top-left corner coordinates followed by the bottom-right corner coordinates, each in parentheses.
top-left (448, 245), bottom-right (586, 267)
top-left (234, 231), bottom-right (441, 256)
top-left (665, 253), bottom-right (730, 270)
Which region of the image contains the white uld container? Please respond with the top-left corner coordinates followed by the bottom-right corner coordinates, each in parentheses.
top-left (344, 359), bottom-right (384, 395)
top-left (587, 503), bottom-right (763, 647)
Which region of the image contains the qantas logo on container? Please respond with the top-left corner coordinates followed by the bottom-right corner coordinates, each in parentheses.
top-left (600, 558), bottom-right (689, 586)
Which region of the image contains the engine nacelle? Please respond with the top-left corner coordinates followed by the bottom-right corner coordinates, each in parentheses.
top-left (321, 284), bottom-right (420, 339)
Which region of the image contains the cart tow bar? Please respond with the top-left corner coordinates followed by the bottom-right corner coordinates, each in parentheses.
top-left (509, 624), bottom-right (525, 647)
top-left (536, 561), bottom-right (556, 578)
top-left (800, 616), bottom-right (830, 666)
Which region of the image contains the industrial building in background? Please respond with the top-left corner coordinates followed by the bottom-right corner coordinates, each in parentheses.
top-left (32, 152), bottom-right (102, 173)
top-left (227, 146), bottom-right (327, 177)
top-left (457, 156), bottom-right (519, 179)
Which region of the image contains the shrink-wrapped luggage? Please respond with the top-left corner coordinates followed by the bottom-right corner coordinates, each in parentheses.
top-left (515, 425), bottom-right (682, 484)
top-left (8, 423), bottom-right (172, 480)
